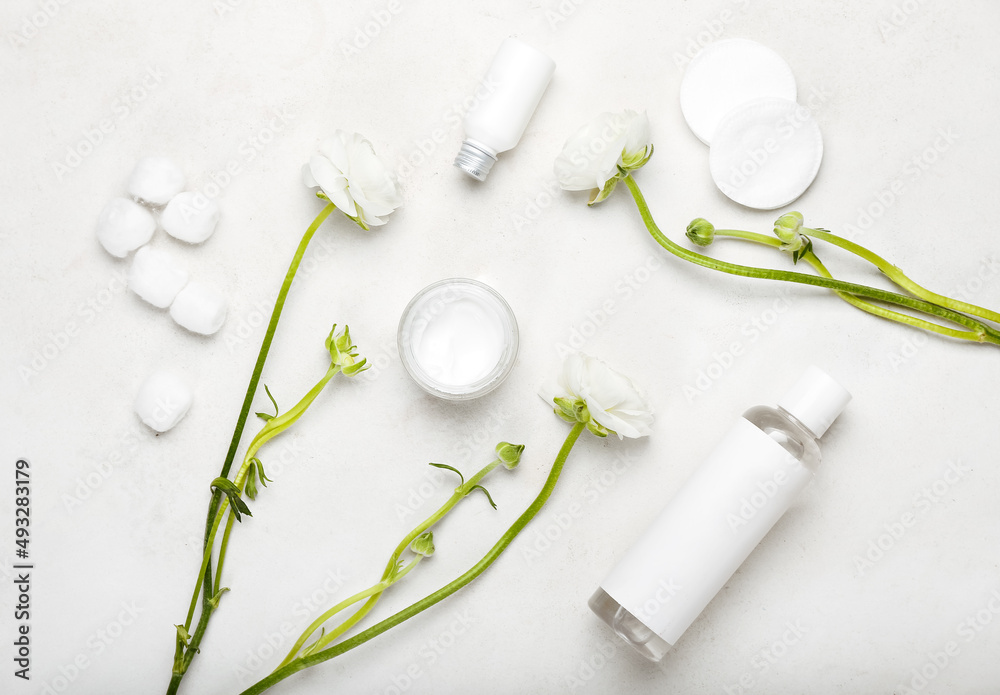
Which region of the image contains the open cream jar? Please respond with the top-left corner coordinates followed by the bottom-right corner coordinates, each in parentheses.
top-left (397, 278), bottom-right (519, 400)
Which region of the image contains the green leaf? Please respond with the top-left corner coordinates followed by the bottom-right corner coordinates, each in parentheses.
top-left (208, 587), bottom-right (230, 609)
top-left (792, 237), bottom-right (813, 265)
top-left (230, 494), bottom-right (252, 522)
top-left (470, 484), bottom-right (497, 510)
top-left (342, 357), bottom-right (369, 377)
top-left (211, 477), bottom-right (252, 522)
top-left (255, 458), bottom-right (272, 486)
top-left (428, 462), bottom-right (464, 485)
top-left (245, 463), bottom-right (259, 501)
top-left (554, 407), bottom-right (576, 423)
top-left (588, 175), bottom-right (620, 206)
top-left (245, 458), bottom-right (271, 501)
top-left (211, 477), bottom-right (239, 494)
top-left (586, 420), bottom-right (609, 438)
top-left (175, 624), bottom-right (191, 645)
top-left (264, 384), bottom-right (279, 412)
top-left (256, 384), bottom-right (280, 422)
top-left (173, 624), bottom-right (191, 672)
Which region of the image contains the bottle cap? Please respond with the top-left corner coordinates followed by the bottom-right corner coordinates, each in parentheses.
top-left (777, 365), bottom-right (851, 438)
top-left (454, 141), bottom-right (497, 182)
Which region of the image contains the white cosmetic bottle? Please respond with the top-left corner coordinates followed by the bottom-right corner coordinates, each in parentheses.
top-left (589, 366), bottom-right (851, 661)
top-left (453, 37), bottom-right (555, 181)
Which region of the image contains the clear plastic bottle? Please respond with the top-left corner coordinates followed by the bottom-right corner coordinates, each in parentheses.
top-left (589, 366), bottom-right (851, 662)
top-left (453, 37), bottom-right (555, 181)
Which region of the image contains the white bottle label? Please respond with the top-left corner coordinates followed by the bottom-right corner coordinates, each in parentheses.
top-left (600, 417), bottom-right (812, 645)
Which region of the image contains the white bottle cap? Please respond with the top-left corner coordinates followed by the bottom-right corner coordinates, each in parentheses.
top-left (777, 365), bottom-right (851, 438)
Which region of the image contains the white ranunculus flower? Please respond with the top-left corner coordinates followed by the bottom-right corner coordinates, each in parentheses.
top-left (542, 352), bottom-right (653, 439)
top-left (553, 110), bottom-right (654, 205)
top-left (302, 130), bottom-right (402, 229)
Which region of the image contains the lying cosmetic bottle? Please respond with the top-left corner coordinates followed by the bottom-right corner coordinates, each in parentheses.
top-left (589, 366), bottom-right (851, 661)
top-left (397, 278), bottom-right (519, 400)
top-left (454, 37), bottom-right (556, 181)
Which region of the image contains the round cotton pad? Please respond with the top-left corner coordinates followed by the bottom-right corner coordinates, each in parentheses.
top-left (680, 39), bottom-right (797, 145)
top-left (709, 97), bottom-right (823, 210)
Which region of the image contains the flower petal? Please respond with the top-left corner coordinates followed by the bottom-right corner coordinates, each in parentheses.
top-left (622, 110), bottom-right (652, 158)
top-left (553, 112), bottom-right (628, 192)
top-left (302, 163), bottom-right (318, 188)
top-left (305, 131), bottom-right (400, 228)
top-left (578, 353), bottom-right (653, 439)
top-left (319, 134), bottom-right (351, 173)
top-left (309, 154), bottom-right (356, 217)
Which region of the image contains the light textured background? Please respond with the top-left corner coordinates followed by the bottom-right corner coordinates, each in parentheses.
top-left (2, 1), bottom-right (999, 694)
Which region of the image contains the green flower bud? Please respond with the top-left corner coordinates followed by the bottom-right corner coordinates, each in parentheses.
top-left (686, 218), bottom-right (716, 247)
top-left (325, 324), bottom-right (369, 376)
top-left (410, 531), bottom-right (435, 558)
top-left (495, 441), bottom-right (525, 470)
top-left (774, 211), bottom-right (805, 251)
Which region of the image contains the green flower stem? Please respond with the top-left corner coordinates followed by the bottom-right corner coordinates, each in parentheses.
top-left (276, 456), bottom-right (508, 669)
top-left (183, 361), bottom-right (341, 635)
top-left (623, 175), bottom-right (1000, 345)
top-left (239, 423), bottom-right (586, 695)
top-left (711, 229), bottom-right (983, 341)
top-left (233, 365), bottom-right (340, 489)
top-left (184, 496), bottom-right (232, 630)
top-left (213, 510), bottom-right (238, 598)
top-left (278, 554), bottom-right (426, 668)
top-left (166, 202), bottom-right (336, 695)
top-left (208, 364), bottom-right (344, 633)
top-left (712, 228), bottom-right (781, 245)
top-left (804, 226), bottom-right (1000, 324)
top-left (803, 251), bottom-right (978, 341)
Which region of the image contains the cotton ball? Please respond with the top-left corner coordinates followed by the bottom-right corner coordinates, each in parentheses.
top-left (161, 192), bottom-right (220, 244)
top-left (170, 281), bottom-right (228, 335)
top-left (134, 370), bottom-right (193, 433)
top-left (128, 246), bottom-right (190, 308)
top-left (128, 156), bottom-right (185, 206)
top-left (96, 197), bottom-right (156, 258)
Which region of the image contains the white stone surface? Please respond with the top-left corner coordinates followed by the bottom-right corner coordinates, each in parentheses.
top-left (161, 191), bottom-right (221, 244)
top-left (2, 2), bottom-right (999, 694)
top-left (133, 369), bottom-right (193, 432)
top-left (169, 280), bottom-right (227, 335)
top-left (127, 155), bottom-right (185, 205)
top-left (127, 245), bottom-right (190, 308)
top-left (95, 196), bottom-right (156, 257)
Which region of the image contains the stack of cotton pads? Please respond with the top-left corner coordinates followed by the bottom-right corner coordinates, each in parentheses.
top-left (95, 156), bottom-right (227, 432)
top-left (679, 39), bottom-right (823, 210)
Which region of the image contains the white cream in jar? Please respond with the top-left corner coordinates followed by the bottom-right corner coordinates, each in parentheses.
top-left (397, 279), bottom-right (518, 400)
